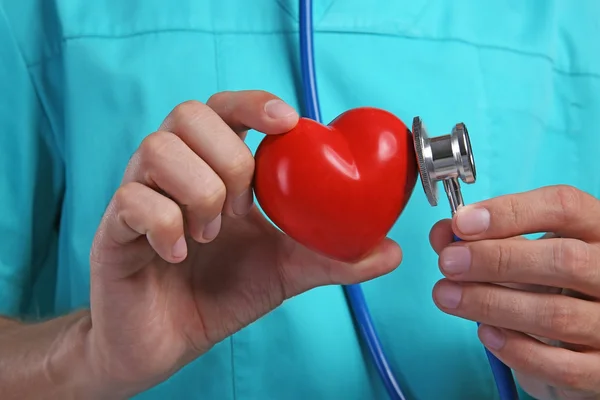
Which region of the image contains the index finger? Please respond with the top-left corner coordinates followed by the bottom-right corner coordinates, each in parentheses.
top-left (205, 90), bottom-right (299, 136)
top-left (452, 185), bottom-right (600, 241)
top-left (158, 92), bottom-right (299, 216)
top-left (161, 91), bottom-right (299, 137)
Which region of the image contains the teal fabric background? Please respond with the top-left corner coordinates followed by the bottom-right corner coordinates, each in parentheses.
top-left (1, 1), bottom-right (599, 398)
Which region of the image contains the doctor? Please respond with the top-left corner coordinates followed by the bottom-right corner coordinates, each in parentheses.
top-left (1, 1), bottom-right (600, 400)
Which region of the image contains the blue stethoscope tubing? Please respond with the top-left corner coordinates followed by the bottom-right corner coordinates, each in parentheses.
top-left (453, 237), bottom-right (520, 400)
top-left (298, 1), bottom-right (519, 399)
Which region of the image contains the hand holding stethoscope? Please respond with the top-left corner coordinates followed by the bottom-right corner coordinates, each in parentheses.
top-left (429, 186), bottom-right (600, 400)
top-left (414, 114), bottom-right (600, 400)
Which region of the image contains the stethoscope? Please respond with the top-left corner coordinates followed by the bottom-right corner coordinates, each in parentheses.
top-left (298, 0), bottom-right (520, 399)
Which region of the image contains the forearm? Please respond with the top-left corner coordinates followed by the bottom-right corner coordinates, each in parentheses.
top-left (0, 310), bottom-right (97, 399)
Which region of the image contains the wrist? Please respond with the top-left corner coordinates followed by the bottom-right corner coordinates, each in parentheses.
top-left (46, 311), bottom-right (114, 400)
top-left (0, 310), bottom-right (115, 400)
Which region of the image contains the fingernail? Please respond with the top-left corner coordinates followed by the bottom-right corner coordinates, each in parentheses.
top-left (264, 100), bottom-right (296, 119)
top-left (435, 282), bottom-right (462, 309)
top-left (456, 206), bottom-right (490, 235)
top-left (439, 246), bottom-right (471, 274)
top-left (232, 189), bottom-right (253, 216)
top-left (202, 214), bottom-right (222, 241)
top-left (172, 235), bottom-right (187, 259)
top-left (479, 325), bottom-right (505, 350)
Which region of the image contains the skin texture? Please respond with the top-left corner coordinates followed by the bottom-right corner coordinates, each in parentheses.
top-left (429, 185), bottom-right (600, 400)
top-left (0, 90), bottom-right (403, 400)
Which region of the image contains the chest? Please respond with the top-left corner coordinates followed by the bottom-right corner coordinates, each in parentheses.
top-left (20, 1), bottom-right (600, 398)
top-left (34, 0), bottom-right (598, 239)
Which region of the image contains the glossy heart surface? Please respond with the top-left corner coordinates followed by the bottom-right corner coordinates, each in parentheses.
top-left (253, 107), bottom-right (418, 262)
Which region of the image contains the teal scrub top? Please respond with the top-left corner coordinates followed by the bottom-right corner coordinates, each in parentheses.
top-left (1, 1), bottom-right (600, 399)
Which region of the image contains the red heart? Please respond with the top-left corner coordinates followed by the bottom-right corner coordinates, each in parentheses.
top-left (253, 107), bottom-right (418, 263)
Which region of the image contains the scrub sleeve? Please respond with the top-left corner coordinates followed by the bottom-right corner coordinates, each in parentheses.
top-left (0, 6), bottom-right (63, 319)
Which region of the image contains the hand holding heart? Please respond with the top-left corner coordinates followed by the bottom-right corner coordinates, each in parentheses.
top-left (430, 186), bottom-right (600, 400)
top-left (88, 90), bottom-right (402, 397)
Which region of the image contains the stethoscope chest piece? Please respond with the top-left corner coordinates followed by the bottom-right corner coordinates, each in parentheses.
top-left (412, 117), bottom-right (477, 213)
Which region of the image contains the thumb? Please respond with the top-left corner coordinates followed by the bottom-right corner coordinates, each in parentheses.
top-left (279, 238), bottom-right (403, 296)
top-left (206, 90), bottom-right (300, 137)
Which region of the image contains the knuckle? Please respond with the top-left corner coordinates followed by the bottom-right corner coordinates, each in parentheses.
top-left (169, 100), bottom-right (210, 123)
top-left (196, 178), bottom-right (227, 210)
top-left (137, 131), bottom-right (178, 168)
top-left (206, 91), bottom-right (232, 108)
top-left (478, 287), bottom-right (501, 320)
top-left (552, 185), bottom-right (582, 222)
top-left (538, 298), bottom-right (587, 340)
top-left (226, 150), bottom-right (255, 183)
top-left (539, 298), bottom-right (569, 333)
top-left (553, 239), bottom-right (593, 282)
top-left (113, 182), bottom-right (141, 210)
top-left (153, 203), bottom-right (182, 233)
top-left (490, 242), bottom-right (513, 279)
top-left (505, 195), bottom-right (528, 230)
